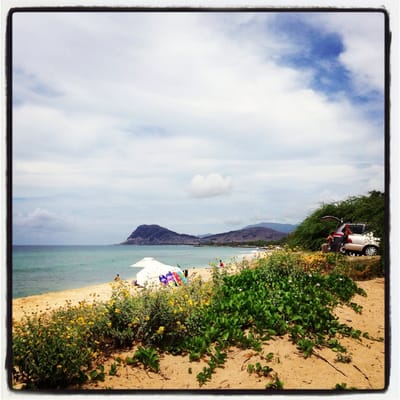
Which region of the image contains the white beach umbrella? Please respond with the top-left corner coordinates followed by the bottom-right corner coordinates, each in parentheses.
top-left (130, 257), bottom-right (175, 269)
top-left (131, 257), bottom-right (182, 288)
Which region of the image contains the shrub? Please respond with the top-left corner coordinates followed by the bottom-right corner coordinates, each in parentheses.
top-left (130, 346), bottom-right (160, 373)
top-left (104, 280), bottom-right (142, 347)
top-left (12, 305), bottom-right (99, 388)
top-left (185, 251), bottom-right (367, 361)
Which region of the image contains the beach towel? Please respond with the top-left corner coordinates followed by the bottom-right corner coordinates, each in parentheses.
top-left (165, 271), bottom-right (176, 287)
top-left (172, 271), bottom-right (183, 286)
top-left (159, 274), bottom-right (168, 286)
top-left (177, 270), bottom-right (188, 285)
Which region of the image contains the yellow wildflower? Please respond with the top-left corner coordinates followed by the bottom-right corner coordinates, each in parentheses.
top-left (156, 326), bottom-right (165, 335)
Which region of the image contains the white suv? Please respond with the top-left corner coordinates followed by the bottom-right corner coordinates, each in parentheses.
top-left (322, 216), bottom-right (380, 256)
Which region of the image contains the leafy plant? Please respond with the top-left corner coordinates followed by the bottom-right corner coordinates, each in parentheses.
top-left (296, 339), bottom-right (314, 358)
top-left (197, 367), bottom-right (213, 386)
top-left (247, 362), bottom-right (273, 377)
top-left (109, 362), bottom-right (118, 376)
top-left (266, 373), bottom-right (284, 390)
top-left (327, 339), bottom-right (347, 353)
top-left (196, 345), bottom-right (227, 386)
top-left (335, 353), bottom-right (352, 363)
top-left (132, 346), bottom-right (160, 373)
top-left (265, 352), bottom-right (274, 362)
top-left (89, 365), bottom-right (105, 382)
top-left (334, 382), bottom-right (356, 390)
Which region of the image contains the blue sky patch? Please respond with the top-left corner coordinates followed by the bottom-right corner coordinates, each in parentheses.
top-left (271, 14), bottom-right (353, 99)
top-left (13, 67), bottom-right (62, 105)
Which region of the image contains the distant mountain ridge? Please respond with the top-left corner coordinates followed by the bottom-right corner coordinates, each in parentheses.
top-left (245, 222), bottom-right (298, 233)
top-left (200, 226), bottom-right (287, 244)
top-left (122, 224), bottom-right (199, 245)
top-left (121, 224), bottom-right (288, 245)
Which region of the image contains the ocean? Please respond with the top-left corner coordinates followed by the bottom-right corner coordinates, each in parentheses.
top-left (11, 245), bottom-right (258, 298)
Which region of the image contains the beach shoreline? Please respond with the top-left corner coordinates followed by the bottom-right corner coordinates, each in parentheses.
top-left (11, 267), bottom-right (215, 322)
top-left (11, 250), bottom-right (265, 321)
top-left (12, 244), bottom-right (262, 299)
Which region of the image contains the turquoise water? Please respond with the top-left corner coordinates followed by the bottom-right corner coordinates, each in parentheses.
top-left (12, 245), bottom-right (257, 298)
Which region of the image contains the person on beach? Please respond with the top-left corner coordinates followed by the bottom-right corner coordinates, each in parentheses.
top-left (326, 232), bottom-right (334, 250)
top-left (114, 274), bottom-right (120, 281)
top-left (321, 232), bottom-right (334, 253)
top-left (341, 224), bottom-right (353, 248)
top-left (219, 259), bottom-right (224, 268)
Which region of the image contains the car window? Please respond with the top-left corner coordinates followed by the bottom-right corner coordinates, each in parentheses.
top-left (349, 224), bottom-right (364, 234)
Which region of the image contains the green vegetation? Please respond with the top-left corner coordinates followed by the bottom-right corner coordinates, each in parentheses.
top-left (205, 192), bottom-right (385, 256)
top-left (190, 192), bottom-right (385, 254)
top-left (334, 382), bottom-right (357, 390)
top-left (286, 191), bottom-right (385, 276)
top-left (287, 190), bottom-right (385, 252)
top-left (130, 346), bottom-right (160, 372)
top-left (12, 250), bottom-right (379, 390)
top-left (200, 238), bottom-right (287, 248)
top-left (247, 362), bottom-right (273, 377)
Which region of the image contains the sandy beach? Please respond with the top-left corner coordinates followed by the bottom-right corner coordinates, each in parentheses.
top-left (11, 257), bottom-right (386, 391)
top-left (11, 267), bottom-right (214, 322)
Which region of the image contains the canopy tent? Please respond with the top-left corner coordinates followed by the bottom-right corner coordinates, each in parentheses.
top-left (131, 257), bottom-right (183, 288)
top-left (131, 257), bottom-right (175, 270)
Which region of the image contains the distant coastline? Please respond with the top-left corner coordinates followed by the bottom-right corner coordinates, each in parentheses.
top-left (121, 223), bottom-right (291, 246)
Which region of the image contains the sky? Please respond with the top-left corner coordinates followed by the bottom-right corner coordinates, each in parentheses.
top-left (11, 10), bottom-right (386, 245)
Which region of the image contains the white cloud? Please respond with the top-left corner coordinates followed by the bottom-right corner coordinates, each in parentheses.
top-left (14, 208), bottom-right (71, 232)
top-left (309, 12), bottom-right (385, 94)
top-left (11, 11), bottom-right (386, 244)
top-left (189, 173), bottom-right (233, 198)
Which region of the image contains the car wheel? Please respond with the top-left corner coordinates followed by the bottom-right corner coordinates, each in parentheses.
top-left (363, 246), bottom-right (378, 256)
